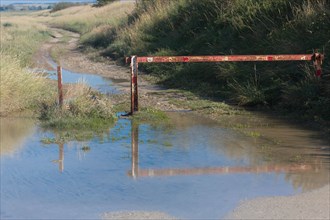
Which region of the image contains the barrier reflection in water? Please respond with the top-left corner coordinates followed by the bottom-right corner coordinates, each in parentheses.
top-left (52, 143), bottom-right (64, 173)
top-left (131, 120), bottom-right (139, 178)
top-left (128, 122), bottom-right (312, 178)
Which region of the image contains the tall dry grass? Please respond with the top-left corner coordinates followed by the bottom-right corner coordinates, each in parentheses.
top-left (0, 55), bottom-right (51, 116)
top-left (49, 2), bottom-right (135, 34)
top-left (0, 14), bottom-right (55, 116)
top-left (43, 2), bottom-right (134, 50)
top-left (110, 0), bottom-right (185, 56)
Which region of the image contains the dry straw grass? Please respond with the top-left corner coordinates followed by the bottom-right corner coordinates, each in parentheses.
top-left (49, 2), bottom-right (135, 34)
top-left (117, 0), bottom-right (183, 54)
top-left (0, 55), bottom-right (51, 115)
top-left (0, 14), bottom-right (55, 116)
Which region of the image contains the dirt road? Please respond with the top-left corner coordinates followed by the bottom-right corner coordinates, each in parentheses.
top-left (32, 27), bottom-right (330, 220)
top-left (33, 28), bottom-right (188, 112)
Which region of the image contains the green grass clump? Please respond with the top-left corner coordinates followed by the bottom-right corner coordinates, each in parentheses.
top-left (39, 88), bottom-right (117, 130)
top-left (132, 107), bottom-right (169, 124)
top-left (50, 2), bottom-right (85, 13)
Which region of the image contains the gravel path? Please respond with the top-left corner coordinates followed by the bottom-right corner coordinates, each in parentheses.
top-left (226, 184), bottom-right (330, 220)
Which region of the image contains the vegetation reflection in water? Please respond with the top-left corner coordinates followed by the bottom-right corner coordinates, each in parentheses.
top-left (41, 112), bottom-right (329, 192)
top-left (1, 112), bottom-right (329, 219)
top-left (0, 117), bottom-right (36, 156)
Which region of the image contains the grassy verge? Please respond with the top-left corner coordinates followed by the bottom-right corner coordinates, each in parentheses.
top-left (72, 0), bottom-right (329, 122)
top-left (131, 107), bottom-right (169, 124)
top-left (0, 14), bottom-right (55, 116)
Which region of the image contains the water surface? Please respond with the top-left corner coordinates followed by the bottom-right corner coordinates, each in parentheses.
top-left (1, 64), bottom-right (329, 219)
top-left (1, 112), bottom-right (328, 219)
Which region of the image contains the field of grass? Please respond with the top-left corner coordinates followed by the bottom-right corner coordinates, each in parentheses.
top-left (0, 14), bottom-right (54, 116)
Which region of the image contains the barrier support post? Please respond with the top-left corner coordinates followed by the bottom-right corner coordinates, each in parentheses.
top-left (57, 66), bottom-right (63, 108)
top-left (131, 56), bottom-right (138, 113)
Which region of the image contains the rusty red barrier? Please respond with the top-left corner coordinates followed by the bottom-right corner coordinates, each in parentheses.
top-left (128, 52), bottom-right (323, 114)
top-left (137, 54), bottom-right (312, 63)
top-left (130, 56), bottom-right (138, 113)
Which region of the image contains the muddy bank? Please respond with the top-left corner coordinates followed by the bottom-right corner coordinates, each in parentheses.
top-left (226, 184), bottom-right (330, 219)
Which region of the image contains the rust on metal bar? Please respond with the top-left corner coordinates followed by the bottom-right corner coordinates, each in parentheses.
top-left (128, 164), bottom-right (312, 177)
top-left (130, 56), bottom-right (138, 113)
top-left (137, 54), bottom-right (312, 63)
top-left (312, 52), bottom-right (324, 77)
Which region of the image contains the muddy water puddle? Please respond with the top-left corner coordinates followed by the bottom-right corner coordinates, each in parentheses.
top-left (44, 59), bottom-right (123, 95)
top-left (1, 112), bottom-right (329, 219)
top-left (48, 68), bottom-right (121, 95)
top-left (2, 62), bottom-right (329, 219)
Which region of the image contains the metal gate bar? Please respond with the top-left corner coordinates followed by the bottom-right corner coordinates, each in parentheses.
top-left (128, 53), bottom-right (324, 114)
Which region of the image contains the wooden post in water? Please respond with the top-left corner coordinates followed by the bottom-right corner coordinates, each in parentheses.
top-left (57, 66), bottom-right (63, 108)
top-left (131, 56), bottom-right (138, 114)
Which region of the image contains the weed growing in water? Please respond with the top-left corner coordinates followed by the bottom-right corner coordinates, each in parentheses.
top-left (39, 85), bottom-right (117, 130)
top-left (132, 107), bottom-right (169, 125)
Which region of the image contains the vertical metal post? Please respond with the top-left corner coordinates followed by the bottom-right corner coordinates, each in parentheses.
top-left (131, 121), bottom-right (139, 178)
top-left (312, 52), bottom-right (324, 78)
top-left (57, 66), bottom-right (63, 108)
top-left (131, 56), bottom-right (138, 113)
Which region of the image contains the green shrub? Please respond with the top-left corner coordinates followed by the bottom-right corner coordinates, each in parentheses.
top-left (50, 2), bottom-right (83, 13)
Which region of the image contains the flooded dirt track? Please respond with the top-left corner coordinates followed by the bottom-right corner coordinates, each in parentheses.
top-left (1, 27), bottom-right (329, 220)
top-left (1, 112), bottom-right (329, 219)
